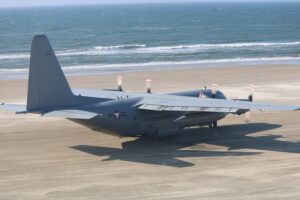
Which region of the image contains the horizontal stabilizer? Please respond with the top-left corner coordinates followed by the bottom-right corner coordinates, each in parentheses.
top-left (42, 110), bottom-right (99, 119)
top-left (0, 103), bottom-right (27, 113)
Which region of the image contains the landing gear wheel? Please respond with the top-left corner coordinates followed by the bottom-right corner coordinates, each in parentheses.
top-left (212, 121), bottom-right (218, 128)
top-left (209, 121), bottom-right (218, 128)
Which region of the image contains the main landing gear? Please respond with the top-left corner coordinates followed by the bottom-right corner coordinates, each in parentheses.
top-left (208, 121), bottom-right (218, 128)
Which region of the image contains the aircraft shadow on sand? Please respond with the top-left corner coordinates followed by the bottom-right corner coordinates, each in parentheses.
top-left (71, 123), bottom-right (300, 168)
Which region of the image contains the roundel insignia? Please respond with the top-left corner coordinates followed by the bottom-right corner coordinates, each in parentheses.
top-left (114, 112), bottom-right (120, 119)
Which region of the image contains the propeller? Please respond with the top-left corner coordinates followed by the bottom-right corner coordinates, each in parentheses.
top-left (117, 76), bottom-right (123, 91)
top-left (243, 84), bottom-right (257, 123)
top-left (248, 84), bottom-right (256, 102)
top-left (145, 79), bottom-right (152, 93)
top-left (211, 83), bottom-right (219, 98)
top-left (243, 111), bottom-right (251, 123)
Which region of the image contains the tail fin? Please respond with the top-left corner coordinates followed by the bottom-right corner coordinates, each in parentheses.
top-left (27, 35), bottom-right (78, 111)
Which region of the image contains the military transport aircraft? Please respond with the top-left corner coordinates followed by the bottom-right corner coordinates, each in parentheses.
top-left (1, 35), bottom-right (299, 138)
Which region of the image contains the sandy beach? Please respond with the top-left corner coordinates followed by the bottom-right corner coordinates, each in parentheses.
top-left (1, 64), bottom-right (300, 199)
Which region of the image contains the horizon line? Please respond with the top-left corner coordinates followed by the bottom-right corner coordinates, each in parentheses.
top-left (1, 1), bottom-right (300, 9)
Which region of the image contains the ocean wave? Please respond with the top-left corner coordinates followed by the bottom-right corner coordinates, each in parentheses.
top-left (0, 54), bottom-right (30, 60)
top-left (94, 44), bottom-right (146, 50)
top-left (170, 41), bottom-right (300, 49)
top-left (89, 41), bottom-right (300, 55)
top-left (129, 41), bottom-right (300, 54)
top-left (0, 41), bottom-right (299, 60)
top-left (2, 56), bottom-right (299, 74)
top-left (62, 56), bottom-right (300, 70)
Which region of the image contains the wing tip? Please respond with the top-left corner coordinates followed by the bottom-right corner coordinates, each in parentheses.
top-left (0, 103), bottom-right (27, 113)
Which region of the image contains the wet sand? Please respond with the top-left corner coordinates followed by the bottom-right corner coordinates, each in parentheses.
top-left (1, 64), bottom-right (300, 200)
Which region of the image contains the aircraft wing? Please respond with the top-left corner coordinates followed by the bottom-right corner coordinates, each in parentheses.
top-left (138, 95), bottom-right (300, 113)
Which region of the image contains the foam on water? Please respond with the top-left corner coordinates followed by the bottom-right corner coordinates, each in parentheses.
top-left (1, 41), bottom-right (300, 60)
top-left (1, 56), bottom-right (300, 80)
top-left (94, 44), bottom-right (146, 50)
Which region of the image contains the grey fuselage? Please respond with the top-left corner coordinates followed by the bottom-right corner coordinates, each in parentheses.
top-left (70, 89), bottom-right (227, 137)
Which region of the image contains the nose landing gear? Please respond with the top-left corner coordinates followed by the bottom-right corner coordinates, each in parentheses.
top-left (209, 121), bottom-right (218, 128)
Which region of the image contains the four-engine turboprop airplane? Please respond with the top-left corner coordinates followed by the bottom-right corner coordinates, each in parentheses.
top-left (1, 35), bottom-right (299, 138)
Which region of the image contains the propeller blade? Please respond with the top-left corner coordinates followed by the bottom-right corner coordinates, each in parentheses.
top-left (248, 84), bottom-right (256, 102)
top-left (211, 83), bottom-right (218, 98)
top-left (117, 76), bottom-right (123, 91)
top-left (146, 79), bottom-right (152, 93)
top-left (243, 111), bottom-right (251, 123)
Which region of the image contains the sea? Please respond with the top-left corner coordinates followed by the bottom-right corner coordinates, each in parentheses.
top-left (0, 2), bottom-right (300, 79)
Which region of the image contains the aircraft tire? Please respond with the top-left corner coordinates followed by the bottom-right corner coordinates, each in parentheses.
top-left (209, 121), bottom-right (218, 128)
top-left (213, 121), bottom-right (218, 128)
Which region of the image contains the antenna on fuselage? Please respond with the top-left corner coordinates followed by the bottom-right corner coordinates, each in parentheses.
top-left (145, 79), bottom-right (152, 93)
top-left (117, 76), bottom-right (123, 91)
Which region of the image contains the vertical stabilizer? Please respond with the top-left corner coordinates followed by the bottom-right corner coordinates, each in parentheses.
top-left (27, 35), bottom-right (75, 111)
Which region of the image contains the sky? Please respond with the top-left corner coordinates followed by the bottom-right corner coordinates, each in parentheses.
top-left (1, 0), bottom-right (300, 8)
